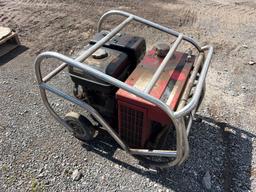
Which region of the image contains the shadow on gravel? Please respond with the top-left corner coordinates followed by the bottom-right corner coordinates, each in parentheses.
top-left (0, 45), bottom-right (28, 66)
top-left (82, 115), bottom-right (255, 191)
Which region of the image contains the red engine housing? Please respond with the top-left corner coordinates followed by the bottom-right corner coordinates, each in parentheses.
top-left (116, 49), bottom-right (195, 148)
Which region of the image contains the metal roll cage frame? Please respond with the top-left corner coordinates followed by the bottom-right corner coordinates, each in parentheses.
top-left (34, 10), bottom-right (213, 167)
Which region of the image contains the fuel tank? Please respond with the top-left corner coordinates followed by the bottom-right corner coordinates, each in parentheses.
top-left (116, 48), bottom-right (195, 147)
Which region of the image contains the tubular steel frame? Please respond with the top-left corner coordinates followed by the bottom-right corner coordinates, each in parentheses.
top-left (34, 10), bottom-right (213, 167)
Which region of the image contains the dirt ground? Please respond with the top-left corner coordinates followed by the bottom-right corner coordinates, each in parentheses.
top-left (0, 0), bottom-right (256, 191)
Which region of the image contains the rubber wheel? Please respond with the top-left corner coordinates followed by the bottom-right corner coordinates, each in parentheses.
top-left (64, 112), bottom-right (96, 142)
top-left (133, 126), bottom-right (177, 169)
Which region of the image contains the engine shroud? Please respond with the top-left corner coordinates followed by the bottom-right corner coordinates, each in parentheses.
top-left (68, 32), bottom-right (146, 126)
top-left (90, 30), bottom-right (146, 69)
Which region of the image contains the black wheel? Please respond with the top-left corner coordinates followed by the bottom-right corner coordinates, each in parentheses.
top-left (135, 127), bottom-right (177, 169)
top-left (64, 112), bottom-right (96, 142)
top-left (135, 154), bottom-right (176, 169)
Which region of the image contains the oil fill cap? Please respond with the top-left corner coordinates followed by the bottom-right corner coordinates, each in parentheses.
top-left (154, 42), bottom-right (170, 57)
top-left (92, 48), bottom-right (108, 59)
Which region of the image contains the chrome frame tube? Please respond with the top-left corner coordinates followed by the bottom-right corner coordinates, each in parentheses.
top-left (35, 52), bottom-right (185, 163)
top-left (130, 149), bottom-right (177, 157)
top-left (186, 113), bottom-right (193, 135)
top-left (174, 45), bottom-right (213, 118)
top-left (97, 10), bottom-right (202, 51)
top-left (39, 82), bottom-right (129, 151)
top-left (144, 34), bottom-right (183, 93)
top-left (43, 63), bottom-right (67, 82)
top-left (34, 10), bottom-right (213, 167)
top-left (42, 16), bottom-right (133, 82)
top-left (177, 53), bottom-right (204, 111)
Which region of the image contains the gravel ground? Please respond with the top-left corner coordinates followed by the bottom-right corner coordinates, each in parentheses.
top-left (0, 0), bottom-right (256, 191)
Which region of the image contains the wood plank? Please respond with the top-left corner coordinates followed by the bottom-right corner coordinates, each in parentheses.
top-left (0, 32), bottom-right (18, 45)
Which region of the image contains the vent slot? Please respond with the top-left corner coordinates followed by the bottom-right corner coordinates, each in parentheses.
top-left (118, 102), bottom-right (146, 147)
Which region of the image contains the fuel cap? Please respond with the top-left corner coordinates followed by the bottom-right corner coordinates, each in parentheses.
top-left (92, 48), bottom-right (108, 59)
top-left (154, 42), bottom-right (170, 57)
